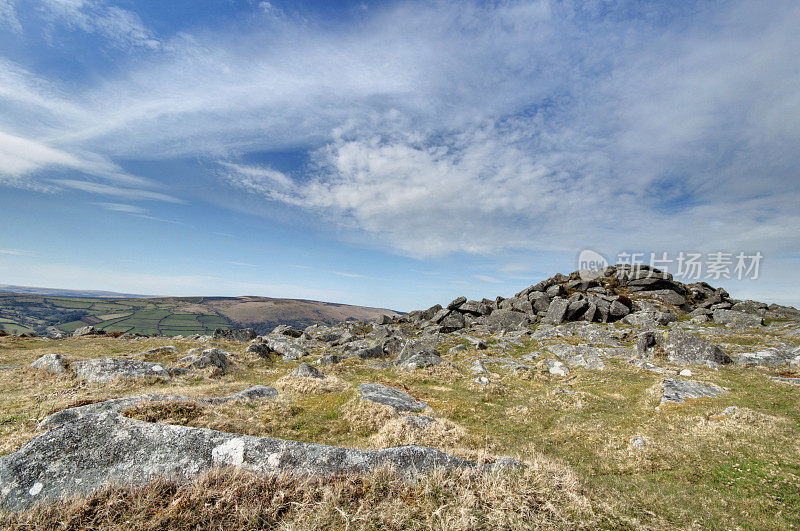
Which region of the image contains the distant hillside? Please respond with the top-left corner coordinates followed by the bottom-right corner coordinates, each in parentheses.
top-left (0, 284), bottom-right (155, 299)
top-left (0, 293), bottom-right (399, 336)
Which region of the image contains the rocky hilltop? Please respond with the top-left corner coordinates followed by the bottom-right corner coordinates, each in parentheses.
top-left (1, 265), bottom-right (799, 528)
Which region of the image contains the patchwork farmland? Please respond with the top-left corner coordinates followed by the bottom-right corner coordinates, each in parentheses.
top-left (0, 293), bottom-right (398, 336)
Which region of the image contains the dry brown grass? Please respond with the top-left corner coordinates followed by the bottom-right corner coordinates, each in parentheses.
top-left (274, 374), bottom-right (350, 395)
top-left (0, 461), bottom-right (625, 530)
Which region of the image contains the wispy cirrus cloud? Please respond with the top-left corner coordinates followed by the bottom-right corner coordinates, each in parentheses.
top-left (56, 180), bottom-right (183, 203)
top-left (0, 248), bottom-right (32, 256)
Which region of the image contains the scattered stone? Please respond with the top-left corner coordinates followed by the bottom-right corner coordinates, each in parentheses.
top-left (71, 358), bottom-right (182, 383)
top-left (474, 376), bottom-right (490, 385)
top-left (630, 436), bottom-right (647, 450)
top-left (30, 353), bottom-right (67, 375)
top-left (661, 378), bottom-right (726, 404)
top-left (735, 348), bottom-right (795, 366)
top-left (404, 415), bottom-right (436, 428)
top-left (72, 326), bottom-right (104, 338)
top-left (679, 369), bottom-right (692, 377)
top-left (545, 359), bottom-right (570, 376)
top-left (448, 344), bottom-right (467, 354)
top-left (139, 346), bottom-right (177, 356)
top-left (265, 337), bottom-right (309, 361)
top-left (713, 309), bottom-right (764, 328)
top-left (178, 348), bottom-right (229, 372)
top-left (213, 328), bottom-right (257, 341)
top-left (270, 325), bottom-right (303, 338)
top-left (290, 362), bottom-right (325, 379)
top-left (375, 314), bottom-right (393, 325)
top-left (629, 358), bottom-right (675, 374)
top-left (721, 406), bottom-right (738, 416)
top-left (642, 330), bottom-right (733, 366)
top-left (245, 342), bottom-right (271, 357)
top-left (358, 383), bottom-right (428, 412)
top-left (771, 377), bottom-right (800, 386)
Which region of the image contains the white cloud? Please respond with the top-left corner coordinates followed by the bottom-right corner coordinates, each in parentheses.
top-left (55, 180), bottom-right (183, 203)
top-left (0, 0), bottom-right (21, 32)
top-left (474, 274), bottom-right (504, 284)
top-left (38, 0), bottom-right (160, 49)
top-left (95, 202), bottom-right (145, 214)
top-left (0, 248), bottom-right (32, 255)
top-left (0, 0), bottom-right (798, 269)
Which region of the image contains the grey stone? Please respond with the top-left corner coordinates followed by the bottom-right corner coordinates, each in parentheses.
top-left (730, 300), bottom-right (767, 316)
top-left (375, 314), bottom-right (393, 325)
top-left (736, 348), bottom-right (795, 366)
top-left (290, 362), bottom-right (325, 378)
top-left (71, 358), bottom-right (183, 383)
top-left (542, 297), bottom-right (570, 325)
top-left (661, 378), bottom-right (726, 404)
top-left (630, 436), bottom-right (647, 450)
top-left (609, 300), bottom-right (631, 319)
top-left (270, 325), bottom-right (303, 338)
top-left (139, 346), bottom-right (177, 356)
top-left (713, 309), bottom-right (764, 328)
top-left (479, 309), bottom-right (530, 331)
top-left (474, 376), bottom-right (490, 385)
top-left (213, 328), bottom-right (257, 341)
top-left (72, 326), bottom-right (103, 338)
top-left (544, 344), bottom-right (605, 370)
top-left (0, 414), bottom-right (481, 512)
top-left (245, 342), bottom-right (271, 357)
top-left (178, 348), bottom-right (229, 372)
top-left (358, 383), bottom-right (428, 412)
top-left (30, 354), bottom-right (67, 375)
top-left (265, 337), bottom-right (309, 361)
top-left (448, 344), bottom-right (467, 354)
top-left (545, 359), bottom-right (570, 376)
top-left (438, 311), bottom-right (466, 333)
top-left (530, 292), bottom-right (551, 314)
top-left (404, 415), bottom-right (436, 428)
top-left (659, 330), bottom-right (733, 365)
top-left (447, 296), bottom-right (467, 310)
top-left (629, 358), bottom-right (675, 374)
top-left (397, 352), bottom-right (444, 371)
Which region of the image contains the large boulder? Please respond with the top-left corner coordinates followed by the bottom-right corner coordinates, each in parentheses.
top-left (71, 358), bottom-right (184, 383)
top-left (394, 340), bottom-right (443, 370)
top-left (213, 328), bottom-right (257, 341)
top-left (30, 354), bottom-right (67, 375)
top-left (541, 297), bottom-right (570, 325)
top-left (265, 337), bottom-right (308, 361)
top-left (480, 309), bottom-right (530, 331)
top-left (662, 330), bottom-right (733, 365)
top-left (438, 311), bottom-right (466, 333)
top-left (661, 378), bottom-right (726, 404)
top-left (290, 362), bottom-right (325, 378)
top-left (357, 383), bottom-right (428, 412)
top-left (178, 348), bottom-right (229, 372)
top-left (713, 309), bottom-right (764, 328)
top-left (72, 326), bottom-right (104, 338)
top-left (0, 403), bottom-right (483, 512)
top-left (270, 325), bottom-right (303, 338)
top-left (735, 348), bottom-right (796, 366)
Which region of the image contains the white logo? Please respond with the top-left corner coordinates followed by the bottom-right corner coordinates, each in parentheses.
top-left (577, 249), bottom-right (608, 280)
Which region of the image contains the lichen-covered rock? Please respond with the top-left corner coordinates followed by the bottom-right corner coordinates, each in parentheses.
top-left (542, 297), bottom-right (570, 325)
top-left (265, 337), bottom-right (308, 361)
top-left (178, 348), bottom-right (229, 372)
top-left (30, 354), bottom-right (67, 375)
top-left (72, 326), bottom-right (104, 338)
top-left (660, 378), bottom-right (726, 404)
top-left (213, 328), bottom-right (257, 341)
top-left (0, 413), bottom-right (477, 512)
top-left (642, 330), bottom-right (732, 366)
top-left (71, 358), bottom-right (185, 383)
top-left (545, 359), bottom-right (570, 376)
top-left (290, 362), bottom-right (325, 378)
top-left (358, 383), bottom-right (428, 412)
top-left (713, 309), bottom-right (764, 328)
top-left (736, 348), bottom-right (795, 366)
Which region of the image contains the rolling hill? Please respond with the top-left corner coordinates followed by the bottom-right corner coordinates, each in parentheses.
top-left (0, 291), bottom-right (399, 336)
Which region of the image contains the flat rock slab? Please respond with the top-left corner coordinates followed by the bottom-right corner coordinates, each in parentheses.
top-left (39, 386), bottom-right (278, 431)
top-left (771, 377), bottom-right (800, 386)
top-left (0, 415), bottom-right (477, 513)
top-left (661, 378), bottom-right (727, 404)
top-left (735, 348), bottom-right (795, 366)
top-left (71, 358), bottom-right (188, 383)
top-left (358, 383), bottom-right (428, 412)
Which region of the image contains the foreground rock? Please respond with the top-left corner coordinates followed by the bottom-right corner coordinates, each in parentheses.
top-left (0, 412), bottom-right (480, 512)
top-left (290, 362), bottom-right (325, 378)
top-left (30, 354), bottom-right (67, 375)
top-left (661, 378), bottom-right (727, 404)
top-left (638, 330), bottom-right (732, 366)
top-left (358, 383), bottom-right (428, 412)
top-left (178, 348), bottom-right (230, 372)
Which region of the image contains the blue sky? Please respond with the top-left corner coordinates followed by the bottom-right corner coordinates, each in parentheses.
top-left (1, 0), bottom-right (799, 311)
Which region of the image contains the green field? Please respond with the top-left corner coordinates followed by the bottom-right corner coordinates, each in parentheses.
top-left (0, 294), bottom-right (232, 336)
